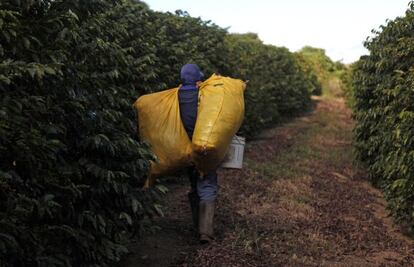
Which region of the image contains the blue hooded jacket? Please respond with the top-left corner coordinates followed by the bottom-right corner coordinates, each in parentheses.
top-left (178, 64), bottom-right (204, 139)
top-left (179, 64), bottom-right (217, 201)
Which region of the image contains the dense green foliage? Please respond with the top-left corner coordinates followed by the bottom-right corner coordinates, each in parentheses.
top-left (0, 0), bottom-right (311, 266)
top-left (0, 1), bottom-right (166, 266)
top-left (224, 33), bottom-right (311, 137)
top-left (296, 46), bottom-right (347, 97)
top-left (338, 63), bottom-right (356, 107)
top-left (294, 52), bottom-right (322, 95)
top-left (353, 2), bottom-right (414, 231)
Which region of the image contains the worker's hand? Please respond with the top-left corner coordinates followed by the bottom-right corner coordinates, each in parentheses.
top-left (244, 80), bottom-right (249, 90)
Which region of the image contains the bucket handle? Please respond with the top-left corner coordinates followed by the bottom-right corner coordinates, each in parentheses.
top-left (233, 135), bottom-right (245, 145)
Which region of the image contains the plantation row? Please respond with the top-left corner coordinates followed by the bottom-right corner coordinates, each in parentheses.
top-left (0, 0), bottom-right (316, 266)
top-left (352, 3), bottom-right (414, 233)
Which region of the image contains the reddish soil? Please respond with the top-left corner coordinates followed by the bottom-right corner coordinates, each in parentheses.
top-left (120, 97), bottom-right (414, 267)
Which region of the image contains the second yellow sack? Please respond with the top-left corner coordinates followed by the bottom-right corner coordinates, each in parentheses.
top-left (192, 74), bottom-right (246, 172)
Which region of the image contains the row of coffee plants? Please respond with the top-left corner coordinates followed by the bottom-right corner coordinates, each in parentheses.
top-left (353, 1), bottom-right (414, 232)
top-left (0, 0), bottom-right (313, 266)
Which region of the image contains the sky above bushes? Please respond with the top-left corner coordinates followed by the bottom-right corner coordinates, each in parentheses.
top-left (144, 0), bottom-right (409, 63)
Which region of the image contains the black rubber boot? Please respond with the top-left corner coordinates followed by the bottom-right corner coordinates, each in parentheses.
top-left (199, 201), bottom-right (215, 244)
top-left (188, 191), bottom-right (200, 229)
top-left (188, 167), bottom-right (200, 230)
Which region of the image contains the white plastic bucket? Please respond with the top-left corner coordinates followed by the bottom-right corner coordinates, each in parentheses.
top-left (221, 135), bottom-right (245, 169)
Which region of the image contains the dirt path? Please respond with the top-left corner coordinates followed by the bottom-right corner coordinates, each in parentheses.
top-left (120, 97), bottom-right (414, 267)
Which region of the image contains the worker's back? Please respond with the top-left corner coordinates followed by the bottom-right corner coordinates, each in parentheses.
top-left (178, 87), bottom-right (198, 139)
top-left (178, 63), bottom-right (203, 139)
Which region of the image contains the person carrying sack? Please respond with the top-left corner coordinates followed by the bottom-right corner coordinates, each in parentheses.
top-left (178, 63), bottom-right (218, 244)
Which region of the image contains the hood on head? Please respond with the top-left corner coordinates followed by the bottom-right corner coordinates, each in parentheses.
top-left (180, 63), bottom-right (204, 85)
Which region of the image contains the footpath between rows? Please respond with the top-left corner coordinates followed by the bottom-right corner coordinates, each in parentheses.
top-left (121, 96), bottom-right (414, 267)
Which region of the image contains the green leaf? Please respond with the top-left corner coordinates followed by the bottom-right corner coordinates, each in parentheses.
top-left (155, 184), bottom-right (168, 194)
top-left (119, 212), bottom-right (132, 225)
top-left (23, 37), bottom-right (30, 49)
top-left (0, 75), bottom-right (11, 85)
top-left (68, 9), bottom-right (79, 21)
top-left (43, 194), bottom-right (54, 202)
top-left (391, 179), bottom-right (407, 190)
top-left (131, 199), bottom-right (141, 213)
top-left (44, 66), bottom-right (56, 75)
top-left (2, 31), bottom-right (10, 43)
top-left (153, 204), bottom-right (164, 217)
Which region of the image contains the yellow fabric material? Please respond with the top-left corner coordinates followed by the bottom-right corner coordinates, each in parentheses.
top-left (192, 74), bottom-right (246, 172)
top-left (134, 88), bottom-right (192, 186)
top-left (134, 74), bottom-right (245, 186)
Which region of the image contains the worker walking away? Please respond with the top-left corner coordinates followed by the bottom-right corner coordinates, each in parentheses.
top-left (178, 63), bottom-right (218, 244)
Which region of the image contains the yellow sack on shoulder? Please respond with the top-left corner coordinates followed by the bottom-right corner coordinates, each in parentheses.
top-left (192, 74), bottom-right (246, 172)
top-left (134, 88), bottom-right (192, 185)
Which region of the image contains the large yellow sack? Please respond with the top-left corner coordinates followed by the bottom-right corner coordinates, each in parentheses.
top-left (134, 88), bottom-right (192, 185)
top-left (192, 74), bottom-right (246, 172)
top-left (134, 74), bottom-right (245, 186)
